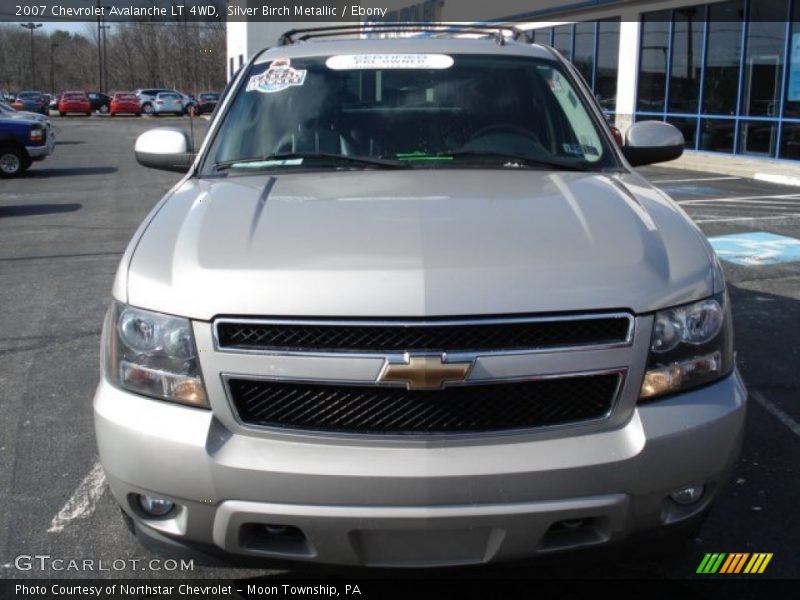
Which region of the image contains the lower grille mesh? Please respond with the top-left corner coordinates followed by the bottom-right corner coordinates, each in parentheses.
top-left (227, 374), bottom-right (621, 434)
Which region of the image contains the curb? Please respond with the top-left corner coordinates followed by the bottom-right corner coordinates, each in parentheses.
top-left (753, 173), bottom-right (800, 188)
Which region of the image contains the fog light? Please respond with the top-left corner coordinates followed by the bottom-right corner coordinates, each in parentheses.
top-left (138, 494), bottom-right (175, 517)
top-left (670, 485), bottom-right (705, 506)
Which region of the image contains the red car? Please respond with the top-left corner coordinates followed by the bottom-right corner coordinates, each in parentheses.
top-left (110, 92), bottom-right (141, 116)
top-left (58, 91), bottom-right (91, 116)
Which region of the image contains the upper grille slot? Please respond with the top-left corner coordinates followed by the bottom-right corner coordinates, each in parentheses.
top-left (215, 314), bottom-right (632, 354)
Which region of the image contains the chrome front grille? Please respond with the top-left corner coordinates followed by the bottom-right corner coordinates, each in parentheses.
top-left (212, 313), bottom-right (635, 436)
top-left (214, 314), bottom-right (633, 354)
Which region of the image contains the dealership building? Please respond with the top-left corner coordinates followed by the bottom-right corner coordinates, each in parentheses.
top-left (227, 0), bottom-right (800, 164)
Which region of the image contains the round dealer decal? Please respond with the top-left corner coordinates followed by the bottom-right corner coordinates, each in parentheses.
top-left (246, 58), bottom-right (307, 94)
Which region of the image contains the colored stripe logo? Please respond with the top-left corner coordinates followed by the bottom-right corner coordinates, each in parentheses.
top-left (697, 553), bottom-right (773, 574)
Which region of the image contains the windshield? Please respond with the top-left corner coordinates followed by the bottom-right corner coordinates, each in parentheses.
top-left (202, 53), bottom-right (616, 174)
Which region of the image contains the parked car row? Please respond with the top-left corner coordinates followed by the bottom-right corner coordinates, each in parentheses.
top-left (3, 89), bottom-right (221, 118)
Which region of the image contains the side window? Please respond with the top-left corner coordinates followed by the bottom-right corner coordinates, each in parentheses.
top-left (537, 65), bottom-right (604, 162)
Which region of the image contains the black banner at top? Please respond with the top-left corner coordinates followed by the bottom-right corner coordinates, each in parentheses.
top-left (0, 0), bottom-right (774, 24)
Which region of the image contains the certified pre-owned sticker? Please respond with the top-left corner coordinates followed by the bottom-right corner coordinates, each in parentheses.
top-left (326, 54), bottom-right (454, 70)
top-left (247, 58), bottom-right (307, 93)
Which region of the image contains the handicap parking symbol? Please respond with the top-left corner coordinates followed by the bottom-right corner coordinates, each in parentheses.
top-left (708, 232), bottom-right (800, 266)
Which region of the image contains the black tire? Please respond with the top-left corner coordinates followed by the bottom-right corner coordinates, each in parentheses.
top-left (142, 103), bottom-right (154, 115)
top-left (59, 111), bottom-right (65, 117)
top-left (0, 145), bottom-right (29, 178)
top-left (99, 104), bottom-right (109, 114)
top-left (85, 112), bottom-right (91, 116)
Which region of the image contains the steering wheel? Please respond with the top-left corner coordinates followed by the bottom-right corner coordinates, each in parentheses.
top-left (467, 124), bottom-right (541, 144)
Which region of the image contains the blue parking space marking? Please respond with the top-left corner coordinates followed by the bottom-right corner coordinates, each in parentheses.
top-left (658, 184), bottom-right (726, 198)
top-left (709, 232), bottom-right (800, 266)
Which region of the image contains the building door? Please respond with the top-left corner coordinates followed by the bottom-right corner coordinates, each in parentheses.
top-left (742, 55), bottom-right (780, 155)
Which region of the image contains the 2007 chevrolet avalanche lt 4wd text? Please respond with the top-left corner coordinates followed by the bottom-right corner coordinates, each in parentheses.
top-left (94, 27), bottom-right (746, 567)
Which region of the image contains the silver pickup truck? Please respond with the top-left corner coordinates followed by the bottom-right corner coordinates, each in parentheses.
top-left (94, 25), bottom-right (746, 567)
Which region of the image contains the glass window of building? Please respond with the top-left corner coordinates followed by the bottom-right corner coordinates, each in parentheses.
top-left (784, 2), bottom-right (800, 118)
top-left (668, 7), bottom-right (705, 114)
top-left (573, 22), bottom-right (595, 86)
top-left (553, 24), bottom-right (574, 60)
top-left (532, 28), bottom-right (553, 46)
top-left (780, 123), bottom-right (800, 159)
top-left (596, 19), bottom-right (620, 112)
top-left (742, 0), bottom-right (787, 119)
top-left (699, 118), bottom-right (736, 153)
top-left (701, 1), bottom-right (744, 115)
top-left (637, 11), bottom-right (671, 113)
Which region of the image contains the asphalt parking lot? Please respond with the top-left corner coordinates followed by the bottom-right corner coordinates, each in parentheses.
top-left (1, 116), bottom-right (798, 581)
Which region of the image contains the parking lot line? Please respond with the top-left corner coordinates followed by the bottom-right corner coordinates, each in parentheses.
top-left (47, 461), bottom-right (106, 534)
top-left (652, 176), bottom-right (741, 183)
top-left (693, 214), bottom-right (800, 223)
top-left (750, 389), bottom-right (800, 438)
top-left (678, 193), bottom-right (800, 205)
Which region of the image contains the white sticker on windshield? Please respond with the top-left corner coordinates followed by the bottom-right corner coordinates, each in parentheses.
top-left (326, 54), bottom-right (454, 70)
top-left (246, 58), bottom-right (307, 93)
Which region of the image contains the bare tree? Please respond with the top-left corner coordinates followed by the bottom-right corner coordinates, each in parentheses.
top-left (0, 21), bottom-right (225, 95)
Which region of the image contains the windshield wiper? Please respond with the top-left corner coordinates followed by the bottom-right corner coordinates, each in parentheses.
top-left (213, 152), bottom-right (407, 172)
top-left (430, 150), bottom-right (594, 172)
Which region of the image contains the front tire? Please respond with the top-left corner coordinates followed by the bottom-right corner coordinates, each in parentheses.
top-left (0, 145), bottom-right (29, 178)
top-left (59, 111), bottom-right (65, 117)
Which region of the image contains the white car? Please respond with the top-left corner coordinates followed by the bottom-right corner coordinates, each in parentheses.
top-left (151, 91), bottom-right (184, 116)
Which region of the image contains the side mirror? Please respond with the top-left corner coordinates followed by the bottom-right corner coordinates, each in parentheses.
top-left (622, 121), bottom-right (684, 167)
top-left (134, 127), bottom-right (195, 172)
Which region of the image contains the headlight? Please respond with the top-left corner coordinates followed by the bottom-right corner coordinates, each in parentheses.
top-left (102, 302), bottom-right (208, 408)
top-left (640, 293), bottom-right (734, 401)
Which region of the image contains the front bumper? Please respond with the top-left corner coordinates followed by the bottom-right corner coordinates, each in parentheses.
top-left (94, 371), bottom-right (746, 567)
top-left (26, 129), bottom-right (55, 160)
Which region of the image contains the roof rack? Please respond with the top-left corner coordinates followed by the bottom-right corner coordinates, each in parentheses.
top-left (278, 23), bottom-right (527, 46)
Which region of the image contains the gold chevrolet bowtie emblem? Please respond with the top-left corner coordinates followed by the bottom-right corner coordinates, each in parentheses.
top-left (378, 355), bottom-right (473, 390)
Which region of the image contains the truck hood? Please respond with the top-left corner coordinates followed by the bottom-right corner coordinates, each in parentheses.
top-left (124, 170), bottom-right (715, 320)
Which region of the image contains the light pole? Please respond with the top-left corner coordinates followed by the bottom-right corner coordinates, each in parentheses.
top-left (101, 24), bottom-right (111, 92)
top-left (96, 1), bottom-right (102, 90)
top-left (50, 43), bottom-right (59, 95)
top-left (19, 23), bottom-right (42, 89)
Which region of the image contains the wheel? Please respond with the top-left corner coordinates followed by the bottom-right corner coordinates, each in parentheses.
top-left (0, 145), bottom-right (29, 178)
top-left (110, 112), bottom-right (115, 117)
top-left (142, 103), bottom-right (154, 115)
top-left (99, 104), bottom-right (109, 114)
top-left (59, 111), bottom-right (65, 117)
top-left (85, 112), bottom-right (91, 116)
